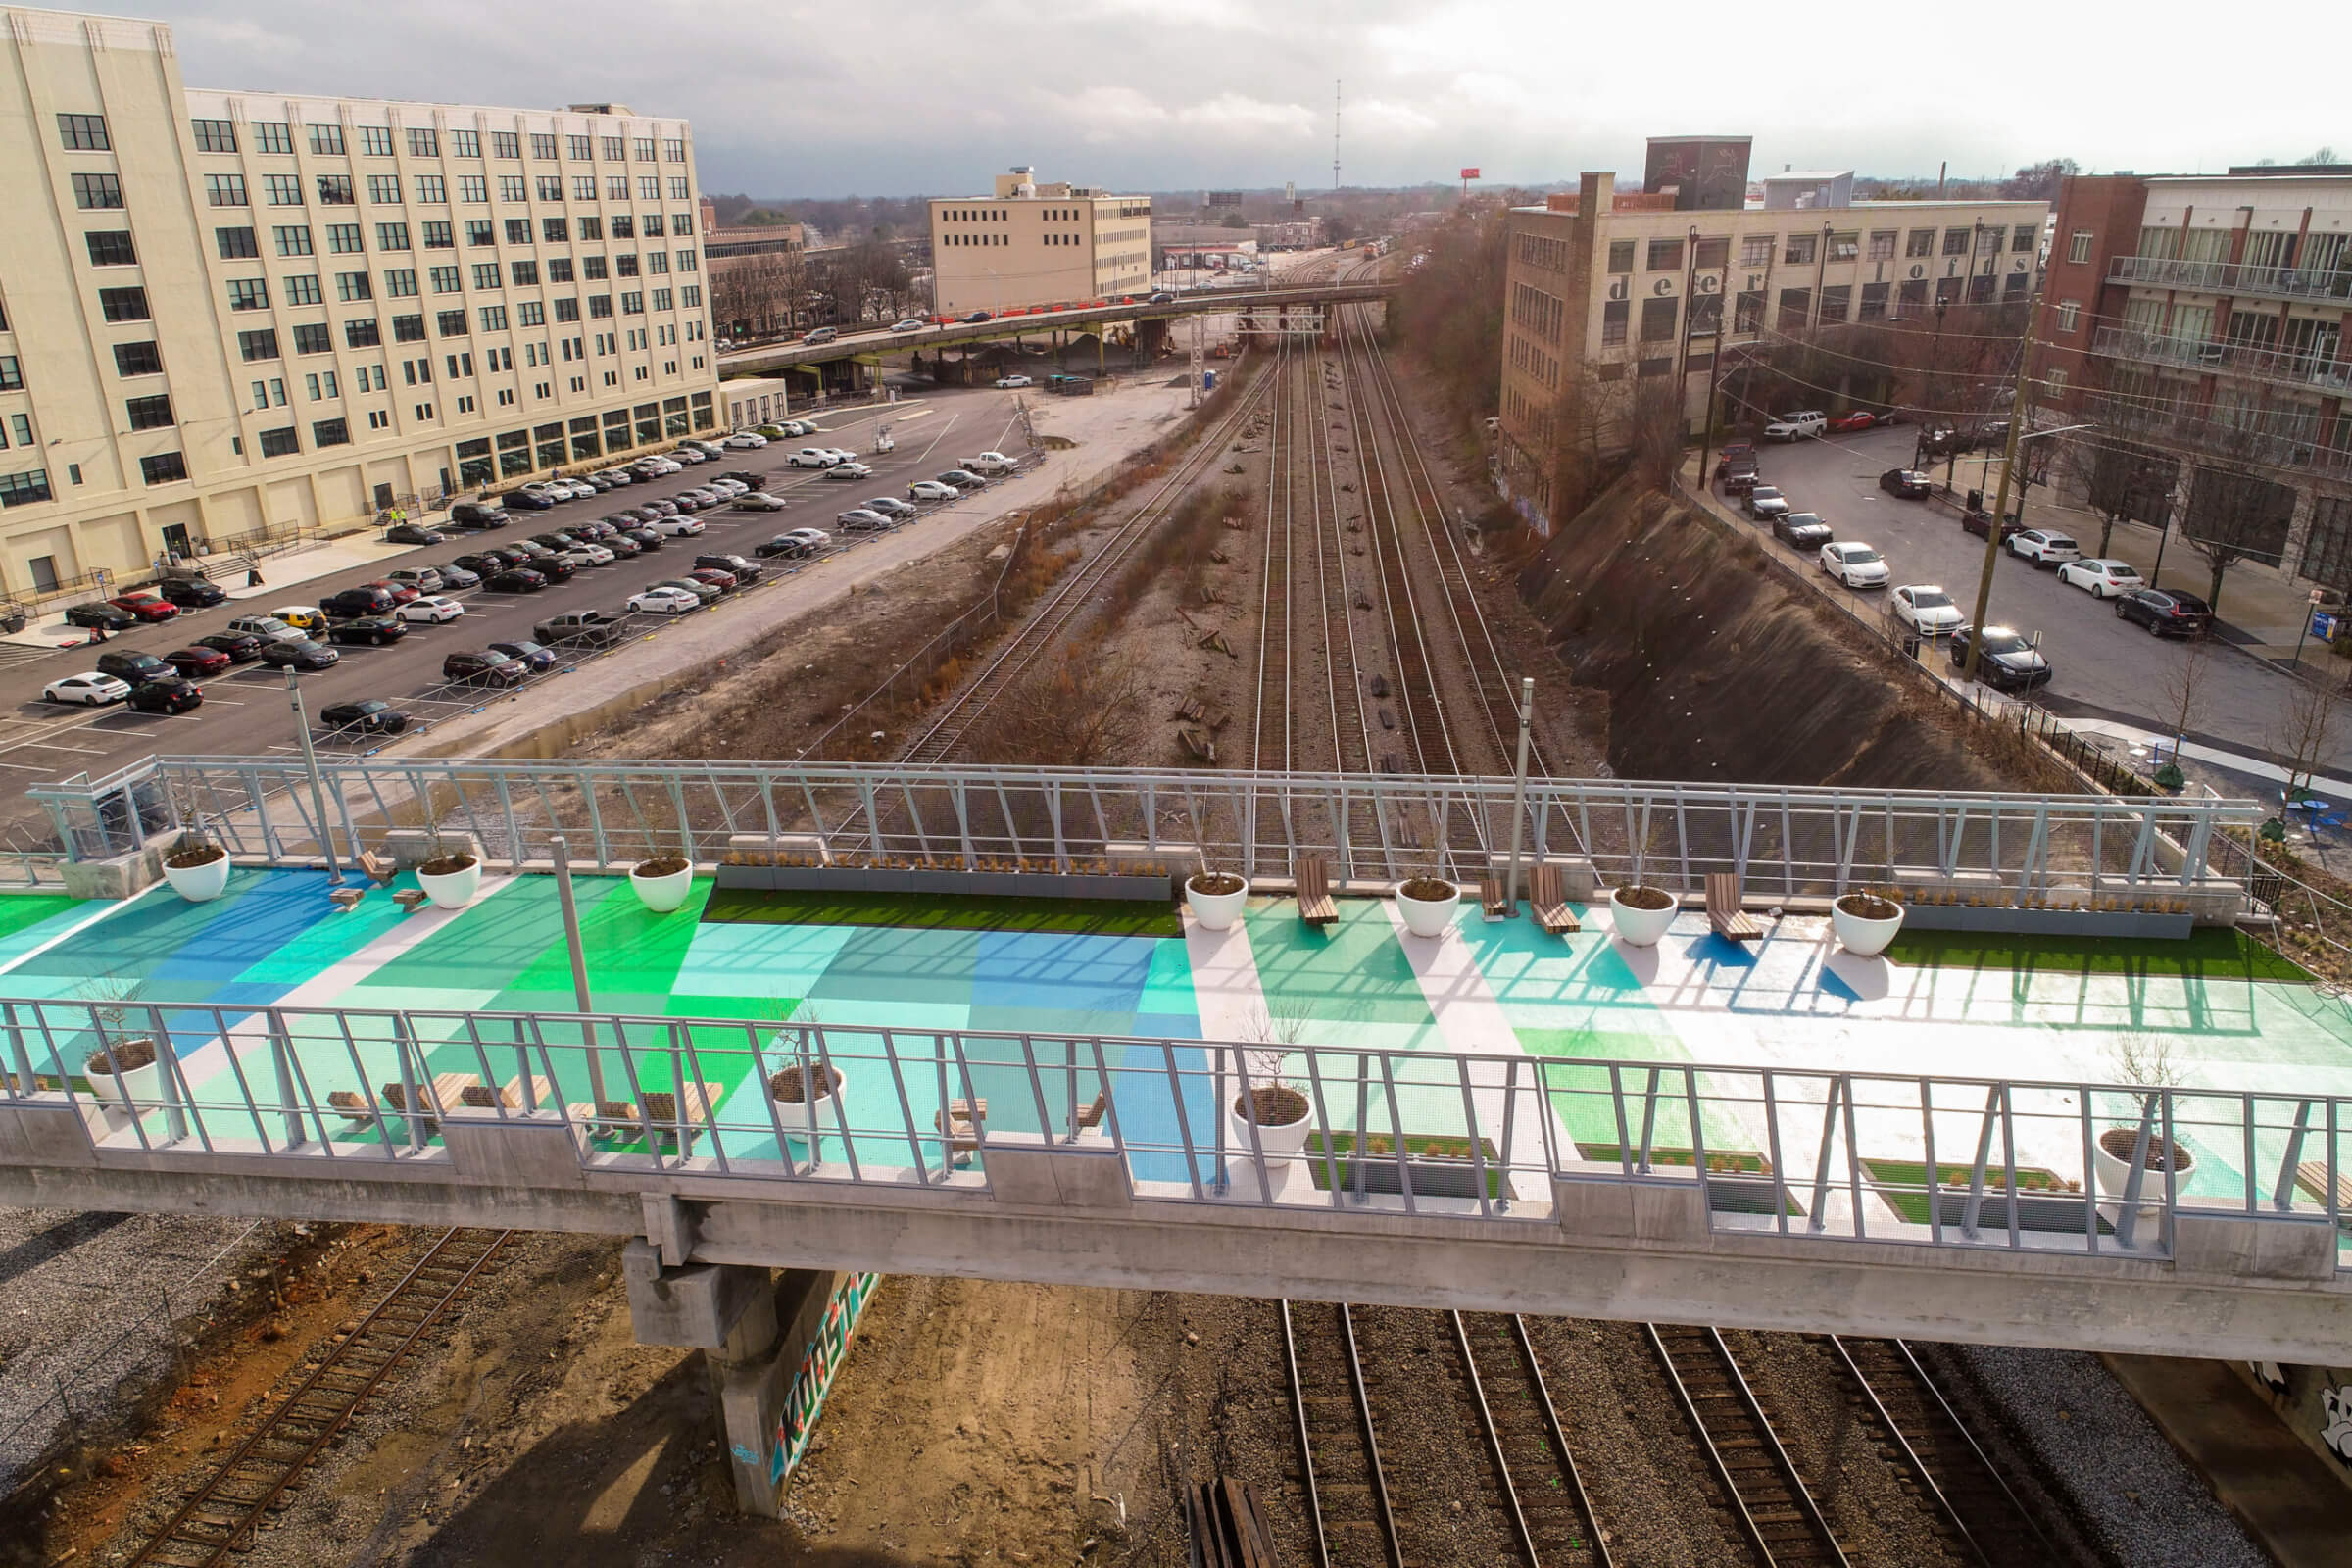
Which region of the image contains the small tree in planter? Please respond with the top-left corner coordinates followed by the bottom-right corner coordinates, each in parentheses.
top-left (159, 777), bottom-right (231, 903)
top-left (1606, 882), bottom-right (1679, 948)
top-left (79, 974), bottom-right (162, 1107)
top-left (2092, 1033), bottom-right (2194, 1209)
top-left (1394, 861), bottom-right (1461, 939)
top-left (411, 784), bottom-right (480, 910)
top-left (630, 825), bottom-right (696, 914)
top-left (766, 1003), bottom-right (846, 1135)
top-left (1831, 885), bottom-right (1904, 957)
top-left (1184, 853), bottom-right (1249, 931)
top-left (1230, 1007), bottom-right (1312, 1168)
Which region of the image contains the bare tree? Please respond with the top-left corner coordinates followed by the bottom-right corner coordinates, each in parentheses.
top-left (2269, 665), bottom-right (2345, 807)
top-left (2179, 463), bottom-right (2297, 612)
top-left (972, 647), bottom-right (1150, 766)
top-left (2152, 632), bottom-right (2214, 789)
top-left (1625, 373), bottom-right (1685, 492)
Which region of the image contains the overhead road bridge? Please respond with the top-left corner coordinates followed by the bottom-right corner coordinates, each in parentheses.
top-left (715, 281), bottom-right (1396, 375)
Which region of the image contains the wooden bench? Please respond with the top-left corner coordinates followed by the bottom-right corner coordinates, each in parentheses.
top-left (1479, 876), bottom-right (1510, 921)
top-left (1706, 872), bottom-right (1763, 943)
top-left (392, 888), bottom-right (430, 914)
top-left (566, 1100), bottom-right (641, 1142)
top-left (2293, 1160), bottom-right (2352, 1221)
top-left (1293, 857), bottom-right (1337, 927)
top-left (1071, 1090), bottom-right (1108, 1136)
top-left (326, 1089), bottom-right (374, 1125)
top-left (456, 1074), bottom-right (557, 1112)
top-left (937, 1098), bottom-right (987, 1164)
top-left (355, 849), bottom-right (397, 887)
top-left (379, 1071), bottom-right (472, 1134)
top-left (327, 887), bottom-right (366, 912)
top-left (1529, 863), bottom-right (1580, 936)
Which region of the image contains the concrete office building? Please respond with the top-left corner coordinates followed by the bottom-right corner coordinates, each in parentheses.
top-left (2036, 168), bottom-right (2352, 591)
top-left (928, 168), bottom-right (1151, 318)
top-left (0, 6), bottom-right (719, 597)
top-left (1494, 135), bottom-right (2045, 534)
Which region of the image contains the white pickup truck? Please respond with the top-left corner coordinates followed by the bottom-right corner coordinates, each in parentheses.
top-left (959, 451), bottom-right (1018, 476)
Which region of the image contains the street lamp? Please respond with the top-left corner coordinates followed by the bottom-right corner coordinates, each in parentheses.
top-left (284, 666), bottom-right (344, 886)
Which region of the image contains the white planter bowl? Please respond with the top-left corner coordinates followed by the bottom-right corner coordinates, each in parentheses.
top-left (770, 1073), bottom-right (847, 1138)
top-left (2092, 1125), bottom-right (2194, 1211)
top-left (1831, 894), bottom-right (1905, 957)
top-left (631, 859), bottom-right (696, 913)
top-left (1229, 1102), bottom-right (1312, 1168)
top-left (83, 1046), bottom-right (163, 1110)
top-left (416, 856), bottom-right (482, 911)
top-left (162, 850), bottom-right (231, 904)
top-left (1608, 887), bottom-right (1679, 948)
top-left (1185, 874), bottom-right (1249, 932)
top-left (1395, 880), bottom-right (1461, 939)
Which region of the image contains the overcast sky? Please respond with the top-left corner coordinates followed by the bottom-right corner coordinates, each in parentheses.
top-left (146, 0), bottom-right (2340, 199)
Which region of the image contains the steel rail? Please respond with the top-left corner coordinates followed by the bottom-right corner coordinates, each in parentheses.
top-left (1645, 1323), bottom-right (1849, 1568)
top-left (1280, 1299), bottom-right (1403, 1568)
top-left (1507, 1315), bottom-right (1614, 1568)
top-left (1250, 334), bottom-right (1294, 771)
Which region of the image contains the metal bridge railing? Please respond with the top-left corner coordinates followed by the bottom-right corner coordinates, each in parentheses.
top-left (2, 998), bottom-right (2345, 1273)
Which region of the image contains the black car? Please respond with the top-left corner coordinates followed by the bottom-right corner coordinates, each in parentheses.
top-left (156, 577), bottom-right (227, 609)
top-left (487, 567), bottom-right (549, 593)
top-left (757, 533), bottom-right (813, 558)
top-left (694, 553), bottom-right (762, 584)
top-left (450, 552), bottom-right (512, 576)
top-left (1960, 508), bottom-right (2027, 542)
top-left (642, 498), bottom-right (679, 517)
top-left (66, 602), bottom-right (136, 631)
top-left (449, 501), bottom-right (511, 529)
top-left (1147, 290), bottom-right (1175, 304)
top-left (1773, 512), bottom-right (1835, 548)
top-left (126, 677), bottom-right (203, 714)
top-left (442, 649), bottom-right (525, 688)
top-left (719, 470), bottom-right (766, 488)
top-left (257, 639), bottom-right (341, 672)
top-left (196, 630), bottom-right (265, 663)
top-left (937, 469), bottom-right (987, 489)
top-left (2116, 588), bottom-right (2214, 639)
top-left (603, 533), bottom-right (643, 558)
top-left (385, 523), bottom-right (447, 546)
top-left (1742, 485), bottom-right (1790, 522)
top-left (620, 526), bottom-right (663, 551)
top-left (320, 698), bottom-right (411, 735)
top-left (501, 488), bottom-right (556, 511)
top-left (1948, 624), bottom-right (2050, 691)
top-left (1879, 468), bottom-right (1932, 499)
top-left (571, 520), bottom-right (617, 541)
top-left (96, 650), bottom-right (173, 685)
top-left (532, 555), bottom-right (578, 583)
top-left (507, 540), bottom-right (557, 560)
top-left (612, 508), bottom-right (656, 525)
top-left (488, 639), bottom-right (557, 673)
top-left (320, 585), bottom-right (397, 618)
top-left (531, 531), bottom-right (584, 552)
top-left (962, 311), bottom-right (992, 323)
top-left (326, 615), bottom-right (408, 647)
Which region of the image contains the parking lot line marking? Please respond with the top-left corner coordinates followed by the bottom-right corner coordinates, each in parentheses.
top-left (13, 740), bottom-right (104, 753)
top-left (0, 760), bottom-right (47, 771)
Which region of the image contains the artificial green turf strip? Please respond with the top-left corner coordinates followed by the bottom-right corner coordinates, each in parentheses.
top-left (1880, 925), bottom-right (2311, 983)
top-left (700, 887), bottom-right (1182, 939)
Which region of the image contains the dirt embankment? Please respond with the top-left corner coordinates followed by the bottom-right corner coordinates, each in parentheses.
top-left (1517, 480), bottom-right (2063, 793)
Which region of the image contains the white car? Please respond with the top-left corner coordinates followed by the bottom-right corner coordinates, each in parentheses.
top-left (782, 527), bottom-right (831, 549)
top-left (650, 514), bottom-right (706, 536)
top-left (564, 544), bottom-right (616, 566)
top-left (1819, 540), bottom-right (1889, 588)
top-left (994, 374), bottom-right (1033, 389)
top-left (825, 462), bottom-right (875, 480)
top-left (1763, 410), bottom-right (1827, 441)
top-left (682, 438), bottom-right (728, 457)
top-left (821, 447), bottom-right (857, 465)
top-left (628, 585), bottom-right (702, 615)
top-left (890, 318), bottom-right (926, 333)
top-left (633, 458), bottom-right (681, 476)
top-left (2056, 558), bottom-right (2145, 598)
top-left (593, 466), bottom-right (638, 487)
top-left (789, 448), bottom-right (842, 468)
top-left (962, 451), bottom-right (1017, 476)
top-left (2009, 529), bottom-right (2082, 567)
top-left (837, 509), bottom-right (894, 531)
top-left (908, 479), bottom-right (959, 502)
top-left (724, 431), bottom-right (770, 449)
top-left (733, 491), bottom-right (791, 512)
top-left (558, 478), bottom-right (600, 500)
top-left (398, 594), bottom-right (465, 623)
top-left (670, 447), bottom-right (710, 465)
top-left (779, 419), bottom-right (816, 437)
top-left (44, 672), bottom-right (131, 707)
top-left (1891, 584), bottom-right (1963, 636)
top-left (227, 613), bottom-right (308, 643)
top-left (385, 566), bottom-right (443, 593)
top-left (710, 479), bottom-right (750, 496)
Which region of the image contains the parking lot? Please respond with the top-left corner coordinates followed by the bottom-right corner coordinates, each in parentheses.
top-left (1711, 423), bottom-right (2352, 778)
top-left (0, 388), bottom-right (1033, 795)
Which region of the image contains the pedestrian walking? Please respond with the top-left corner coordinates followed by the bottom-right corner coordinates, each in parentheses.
top-left (247, 566), bottom-right (264, 588)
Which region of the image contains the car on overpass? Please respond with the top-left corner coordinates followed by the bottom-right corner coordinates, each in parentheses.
top-left (1148, 291), bottom-right (1174, 304)
top-left (994, 374), bottom-right (1033, 389)
top-left (891, 318), bottom-right (925, 333)
top-left (804, 326), bottom-right (838, 345)
top-left (961, 311), bottom-right (991, 323)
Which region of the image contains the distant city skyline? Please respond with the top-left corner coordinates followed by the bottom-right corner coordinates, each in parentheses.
top-left (135, 0), bottom-right (2339, 200)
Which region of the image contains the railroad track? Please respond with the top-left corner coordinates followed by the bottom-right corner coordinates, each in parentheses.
top-left (1282, 1299), bottom-right (1400, 1568)
top-left (125, 1228), bottom-right (512, 1568)
top-left (1821, 1334), bottom-right (2062, 1567)
top-left (1451, 1311), bottom-right (1611, 1568)
top-left (1250, 335), bottom-right (1295, 771)
top-left (1646, 1323), bottom-right (1849, 1568)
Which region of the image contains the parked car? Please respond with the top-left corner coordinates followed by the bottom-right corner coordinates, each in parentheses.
top-left (628, 585), bottom-right (702, 615)
top-left (2055, 559), bottom-right (2145, 599)
top-left (653, 576), bottom-right (722, 605)
top-left (734, 492), bottom-right (791, 512)
top-left (385, 566), bottom-right (444, 594)
top-left (443, 649), bottom-right (525, 687)
top-left (1892, 585), bottom-right (1963, 637)
top-left (157, 577), bottom-right (228, 609)
top-left (719, 468), bottom-right (769, 486)
top-left (163, 645), bottom-right (231, 678)
top-left (196, 631), bottom-right (265, 662)
top-left (65, 602), bottom-right (136, 632)
top-left (319, 586), bottom-right (396, 619)
top-left (501, 488), bottom-right (556, 511)
top-left (778, 420), bottom-right (816, 437)
top-left (1948, 624), bottom-right (2050, 691)
top-left (258, 638), bottom-right (341, 671)
top-left (641, 499), bottom-right (680, 517)
top-left (271, 606), bottom-right (332, 632)
top-left (864, 497), bottom-right (917, 519)
top-left (450, 552), bottom-right (514, 576)
top-left (694, 553), bottom-right (762, 584)
top-left (757, 533), bottom-right (816, 558)
top-left (1879, 468), bottom-right (1932, 499)
top-left (1818, 541), bottom-right (1889, 589)
top-left (127, 677), bottom-right (203, 714)
top-left (651, 514), bottom-right (705, 537)
top-left (603, 533), bottom-right (643, 559)
top-left (43, 672), bottom-right (131, 706)
top-left (226, 614), bottom-right (307, 643)
top-left (488, 638), bottom-right (556, 673)
top-left (782, 527), bottom-right (830, 550)
top-left (593, 467), bottom-right (638, 488)
top-left (994, 374), bottom-right (1034, 389)
top-left (937, 469), bottom-right (987, 490)
top-left (1713, 441), bottom-right (1756, 478)
top-left (432, 563), bottom-right (482, 590)
top-left (789, 448), bottom-right (841, 468)
top-left (1961, 508), bottom-right (2027, 542)
top-left (95, 651), bottom-right (174, 686)
top-left (326, 614), bottom-right (407, 646)
top-left (825, 462), bottom-right (875, 481)
top-left (529, 556), bottom-right (578, 583)
top-left (619, 526), bottom-right (664, 551)
top-left (486, 567), bottom-right (549, 593)
top-left (1763, 411), bottom-right (1826, 441)
top-left (1826, 411), bottom-right (1878, 434)
top-left (2007, 529), bottom-right (2082, 567)
top-left (837, 509), bottom-right (894, 532)
top-left (961, 452), bottom-right (1018, 476)
top-left (108, 591), bottom-right (179, 622)
top-left (820, 448), bottom-right (857, 465)
top-left (687, 567), bottom-right (739, 593)
top-left (1773, 512), bottom-right (1833, 548)
top-left (319, 698), bottom-right (410, 735)
top-left (399, 594), bottom-right (466, 623)
top-left (1720, 459), bottom-right (1762, 496)
top-left (725, 431), bottom-right (771, 449)
top-left (384, 522), bottom-right (447, 546)
top-left (668, 493), bottom-right (707, 514)
top-left (365, 579), bottom-right (420, 605)
top-left (449, 501), bottom-right (511, 529)
top-left (2116, 587), bottom-right (2214, 639)
top-left (535, 610), bottom-right (631, 647)
top-left (1742, 485), bottom-right (1790, 522)
top-left (909, 479), bottom-right (959, 502)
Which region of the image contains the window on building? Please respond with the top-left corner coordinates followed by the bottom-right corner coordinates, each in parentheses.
top-left (621, 291), bottom-right (645, 315)
top-left (283, 273), bottom-right (322, 306)
top-left (190, 118), bottom-right (236, 154)
top-left (614, 253), bottom-right (639, 277)
top-left (663, 138), bottom-right (685, 163)
top-left (226, 278), bottom-right (269, 311)
top-left (565, 133), bottom-right (592, 161)
top-left (510, 259), bottom-right (539, 286)
top-left (258, 425), bottom-right (298, 456)
top-left (2068, 229), bottom-right (2093, 265)
top-left (674, 212), bottom-right (693, 236)
top-left (543, 217), bottom-right (569, 244)
top-left (504, 218), bottom-right (531, 245)
top-left (499, 177), bottom-right (527, 207)
top-left (1784, 233), bottom-right (1817, 266)
top-left (600, 135), bottom-right (624, 162)
top-left (326, 222), bottom-right (363, 253)
top-left (480, 304), bottom-right (508, 331)
top-left (555, 297), bottom-right (580, 321)
top-left (1976, 226), bottom-right (2003, 256)
top-left (112, 341), bottom-right (161, 377)
top-left (405, 127), bottom-right (438, 159)
top-left (529, 132), bottom-right (558, 161)
top-left (493, 131), bottom-right (520, 160)
top-left (2055, 300), bottom-right (2081, 334)
top-left (392, 314), bottom-right (426, 342)
top-left (415, 174), bottom-right (446, 204)
top-left (1968, 273), bottom-right (1996, 304)
top-left (1642, 236), bottom-right (1681, 272)
top-left (312, 417), bottom-right (349, 447)
top-left (650, 287), bottom-right (672, 311)
top-left (1935, 276), bottom-right (1963, 306)
top-left (573, 175), bottom-right (598, 202)
top-left (374, 221), bottom-right (410, 251)
top-left (668, 178), bottom-right (688, 200)
top-left (309, 175), bottom-right (360, 211)
top-left (606, 175), bottom-right (628, 201)
top-left (578, 217), bottom-right (602, 241)
top-left (1859, 281), bottom-right (1889, 320)
top-left (2001, 271), bottom-right (2028, 299)
top-left (471, 261), bottom-right (502, 289)
top-left (2013, 224), bottom-right (2037, 252)
top-left (1898, 278), bottom-right (1928, 311)
top-left (344, 318), bottom-right (380, 348)
top-left (461, 177), bottom-right (488, 205)
top-left (1740, 235), bottom-right (1773, 268)
top-left (1827, 232), bottom-right (1858, 262)
top-left (612, 215), bottom-right (635, 239)
top-left (425, 265), bottom-right (458, 293)
top-left (1940, 228), bottom-right (1971, 256)
top-left (84, 230), bottom-right (135, 266)
top-left (450, 128), bottom-right (480, 159)
top-left (237, 327), bottom-right (277, 361)
top-left (1596, 300), bottom-right (1629, 346)
top-left (1639, 297), bottom-right (1677, 342)
top-left (681, 284), bottom-right (700, 309)
top-left (72, 172), bottom-right (122, 210)
top-left (1865, 231), bottom-right (1897, 263)
top-left (293, 322), bottom-right (331, 354)
top-left (581, 255), bottom-right (608, 280)
top-left (644, 213), bottom-right (667, 239)
top-left (589, 294), bottom-right (612, 318)
top-left (216, 225), bottom-right (259, 259)
top-left (1895, 229), bottom-right (1932, 261)
top-left (383, 268), bottom-right (418, 297)
top-left (2043, 367), bottom-right (2067, 399)
top-left (535, 174), bottom-right (563, 201)
top-left (437, 309), bottom-right (468, 336)
top-left (259, 173), bottom-right (301, 207)
top-left (271, 224), bottom-right (313, 257)
top-left (422, 220), bottom-right (453, 248)
top-left (0, 470), bottom-right (50, 507)
top-left (1690, 235), bottom-right (1728, 270)
top-left (56, 113), bottom-right (108, 151)
top-left (1818, 284), bottom-right (1851, 322)
top-left (308, 123), bottom-right (345, 156)
top-left (124, 393), bottom-right (173, 430)
top-left (331, 270), bottom-right (369, 302)
top-left (358, 125), bottom-right (394, 157)
top-left (549, 258), bottom-right (575, 283)
top-left (367, 174), bottom-right (400, 204)
top-left (305, 370), bottom-right (339, 400)
top-left (205, 173), bottom-right (247, 207)
top-left (517, 300), bottom-right (545, 326)
top-left (1777, 287), bottom-right (1811, 328)
top-left (138, 452), bottom-right (186, 485)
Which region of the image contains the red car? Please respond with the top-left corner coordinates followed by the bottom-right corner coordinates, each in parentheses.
top-left (162, 645), bottom-right (231, 677)
top-left (686, 567), bottom-right (739, 592)
top-left (366, 578), bottom-right (421, 605)
top-left (1827, 411), bottom-right (1879, 434)
top-left (109, 590), bottom-right (179, 622)
top-left (1713, 441), bottom-right (1756, 478)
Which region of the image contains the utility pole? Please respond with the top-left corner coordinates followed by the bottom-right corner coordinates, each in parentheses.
top-left (1332, 79), bottom-right (1342, 192)
top-left (285, 666), bottom-right (343, 886)
top-left (1963, 292), bottom-right (2043, 685)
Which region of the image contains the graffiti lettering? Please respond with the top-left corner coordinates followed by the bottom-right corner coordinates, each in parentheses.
top-left (2324, 1384), bottom-right (2352, 1467)
top-left (767, 1271), bottom-right (881, 1495)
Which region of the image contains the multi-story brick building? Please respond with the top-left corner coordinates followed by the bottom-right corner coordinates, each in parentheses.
top-left (929, 168), bottom-right (1151, 317)
top-left (2037, 168), bottom-right (2352, 590)
top-left (0, 6), bottom-right (718, 594)
top-left (1496, 136), bottom-right (2045, 534)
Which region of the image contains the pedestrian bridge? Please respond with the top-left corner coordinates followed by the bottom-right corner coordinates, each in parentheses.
top-left (0, 754), bottom-right (2345, 1361)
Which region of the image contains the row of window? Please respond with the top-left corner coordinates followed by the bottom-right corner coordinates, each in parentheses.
top-left (453, 392), bottom-right (714, 485)
top-left (197, 172), bottom-right (695, 208)
top-left (946, 233), bottom-right (1005, 247)
top-left (1600, 224), bottom-right (2040, 275)
top-left (211, 241), bottom-right (696, 288)
top-left (58, 112), bottom-right (686, 164)
top-left (1509, 282), bottom-right (1564, 347)
top-left (225, 289), bottom-right (707, 361)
